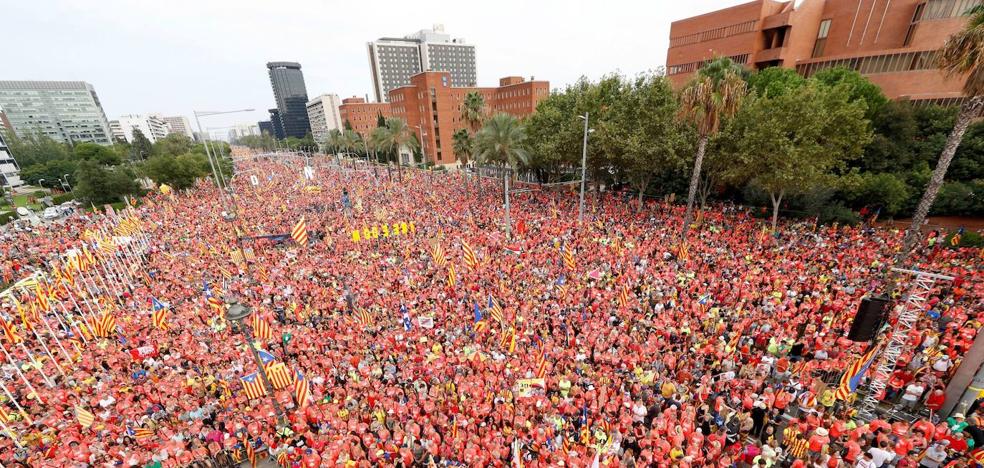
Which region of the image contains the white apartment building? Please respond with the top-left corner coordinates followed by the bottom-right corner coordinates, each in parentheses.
top-left (367, 24), bottom-right (476, 102)
top-left (305, 94), bottom-right (342, 144)
top-left (113, 114), bottom-right (170, 143)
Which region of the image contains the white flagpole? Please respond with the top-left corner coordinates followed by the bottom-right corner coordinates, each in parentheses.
top-left (0, 344), bottom-right (43, 403)
top-left (0, 380), bottom-right (31, 424)
top-left (0, 418), bottom-right (22, 449)
top-left (11, 293), bottom-right (69, 375)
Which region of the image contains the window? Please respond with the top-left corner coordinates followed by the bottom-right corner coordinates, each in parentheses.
top-left (904, 3), bottom-right (926, 46)
top-left (812, 19), bottom-right (832, 58)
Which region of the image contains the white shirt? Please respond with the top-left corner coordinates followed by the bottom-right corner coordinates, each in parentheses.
top-left (868, 447), bottom-right (894, 467)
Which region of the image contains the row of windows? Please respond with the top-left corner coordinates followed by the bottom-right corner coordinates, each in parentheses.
top-left (669, 20), bottom-right (758, 48)
top-left (922, 0), bottom-right (983, 20)
top-left (667, 53), bottom-right (750, 75)
top-left (797, 50), bottom-right (941, 77)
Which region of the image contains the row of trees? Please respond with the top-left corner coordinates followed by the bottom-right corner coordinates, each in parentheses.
top-left (2, 129), bottom-right (232, 205)
top-left (459, 61), bottom-right (981, 233)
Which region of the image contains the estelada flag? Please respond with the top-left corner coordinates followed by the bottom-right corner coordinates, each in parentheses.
top-left (291, 217), bottom-right (309, 245)
top-left (446, 263), bottom-right (457, 288)
top-left (252, 316), bottom-right (272, 341)
top-left (294, 371), bottom-right (310, 409)
top-left (240, 373), bottom-right (267, 400)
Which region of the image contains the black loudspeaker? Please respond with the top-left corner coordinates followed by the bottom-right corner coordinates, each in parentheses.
top-left (847, 295), bottom-right (890, 342)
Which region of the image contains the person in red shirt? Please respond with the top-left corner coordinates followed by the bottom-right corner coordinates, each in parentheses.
top-left (808, 427), bottom-right (830, 457)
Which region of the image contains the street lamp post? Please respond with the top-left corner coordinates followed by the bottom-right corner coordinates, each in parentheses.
top-left (193, 108), bottom-right (254, 194)
top-left (226, 303), bottom-right (289, 431)
top-left (62, 174), bottom-right (73, 193)
top-left (578, 113), bottom-right (589, 224)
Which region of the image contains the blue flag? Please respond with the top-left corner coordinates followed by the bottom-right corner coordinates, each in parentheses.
top-left (473, 302), bottom-right (482, 323)
top-left (151, 297), bottom-right (168, 311)
top-left (401, 304), bottom-right (412, 331)
top-left (257, 349), bottom-right (276, 364)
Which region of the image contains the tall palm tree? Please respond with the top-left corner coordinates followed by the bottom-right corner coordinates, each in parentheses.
top-left (374, 118), bottom-right (419, 181)
top-left (462, 91), bottom-right (486, 132)
top-left (894, 5), bottom-right (984, 265)
top-left (340, 130), bottom-right (360, 160)
top-left (452, 129), bottom-right (473, 193)
top-left (474, 113), bottom-right (529, 238)
top-left (678, 58), bottom-right (747, 240)
top-left (326, 129), bottom-right (343, 157)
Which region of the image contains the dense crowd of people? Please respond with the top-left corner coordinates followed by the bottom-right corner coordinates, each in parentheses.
top-left (0, 152), bottom-right (981, 467)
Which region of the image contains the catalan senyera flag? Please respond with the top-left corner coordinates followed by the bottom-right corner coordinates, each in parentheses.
top-left (277, 450), bottom-right (290, 467)
top-left (291, 217), bottom-right (309, 245)
top-left (34, 284), bottom-right (50, 312)
top-left (240, 373), bottom-right (267, 400)
top-left (356, 309), bottom-right (374, 328)
top-left (75, 405), bottom-right (95, 428)
top-left (152, 308), bottom-right (170, 331)
top-left (203, 281), bottom-right (223, 312)
top-left (294, 371), bottom-right (310, 409)
top-left (96, 313), bottom-right (116, 337)
top-left (0, 318), bottom-right (22, 345)
top-left (265, 362), bottom-right (293, 390)
top-left (246, 439), bottom-right (257, 468)
top-left (447, 263), bottom-right (457, 288)
top-left (535, 353), bottom-right (548, 379)
top-left (431, 242), bottom-right (447, 267)
top-left (462, 241), bottom-right (479, 270)
top-left (562, 245), bottom-right (576, 271)
top-left (835, 345), bottom-right (881, 400)
top-left (133, 427), bottom-right (154, 441)
top-left (618, 285), bottom-right (630, 308)
top-left (252, 316), bottom-right (273, 341)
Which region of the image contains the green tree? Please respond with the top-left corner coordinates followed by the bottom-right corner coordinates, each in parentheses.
top-left (152, 133), bottom-right (195, 157)
top-left (747, 67), bottom-right (806, 98)
top-left (524, 84), bottom-right (583, 183)
top-left (678, 57), bottom-right (747, 239)
top-left (600, 72), bottom-right (690, 210)
top-left (74, 142), bottom-right (121, 165)
top-left (73, 161), bottom-right (140, 205)
top-left (812, 67), bottom-right (888, 119)
top-left (142, 153), bottom-right (210, 190)
top-left (326, 129), bottom-right (343, 157)
top-left (377, 113), bottom-right (386, 128)
top-left (130, 129), bottom-right (153, 161)
top-left (896, 4), bottom-right (984, 262)
top-left (19, 159), bottom-right (79, 187)
top-left (1, 130), bottom-right (71, 168)
top-left (721, 83), bottom-right (872, 229)
top-left (474, 113), bottom-right (529, 237)
top-left (372, 118), bottom-right (419, 180)
top-left (462, 91), bottom-right (486, 133)
top-left (452, 128), bottom-right (475, 191)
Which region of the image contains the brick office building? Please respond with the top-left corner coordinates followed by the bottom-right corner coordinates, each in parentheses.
top-left (341, 72), bottom-right (549, 165)
top-left (666, 0), bottom-right (977, 105)
top-left (338, 97), bottom-right (393, 139)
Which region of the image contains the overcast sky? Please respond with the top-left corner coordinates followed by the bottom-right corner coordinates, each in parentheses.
top-left (5, 0), bottom-right (750, 132)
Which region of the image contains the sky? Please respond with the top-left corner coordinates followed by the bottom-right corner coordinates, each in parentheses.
top-left (4, 0), bottom-right (752, 133)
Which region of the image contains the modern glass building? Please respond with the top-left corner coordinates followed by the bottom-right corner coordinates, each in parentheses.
top-left (0, 81), bottom-right (113, 145)
top-left (266, 62), bottom-right (311, 139)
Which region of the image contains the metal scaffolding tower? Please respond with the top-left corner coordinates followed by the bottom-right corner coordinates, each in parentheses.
top-left (857, 268), bottom-right (955, 421)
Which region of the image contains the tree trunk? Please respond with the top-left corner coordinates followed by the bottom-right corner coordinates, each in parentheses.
top-left (770, 190), bottom-right (784, 231)
top-left (636, 177), bottom-right (649, 213)
top-left (681, 135), bottom-right (709, 240)
top-left (893, 95), bottom-right (984, 273)
top-left (504, 172), bottom-right (511, 240)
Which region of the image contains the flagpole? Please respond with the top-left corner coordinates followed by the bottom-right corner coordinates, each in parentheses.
top-left (0, 381), bottom-right (31, 424)
top-left (49, 260), bottom-right (98, 334)
top-left (12, 291), bottom-right (70, 375)
top-left (0, 417), bottom-right (23, 449)
top-left (0, 344), bottom-right (44, 402)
